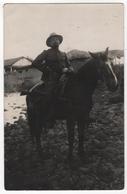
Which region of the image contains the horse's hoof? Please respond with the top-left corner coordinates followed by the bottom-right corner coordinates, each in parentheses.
top-left (67, 154), bottom-right (73, 162)
top-left (68, 158), bottom-right (76, 169)
top-left (67, 153), bottom-right (73, 164)
top-left (78, 152), bottom-right (92, 164)
top-left (37, 146), bottom-right (43, 155)
top-left (78, 150), bottom-right (85, 158)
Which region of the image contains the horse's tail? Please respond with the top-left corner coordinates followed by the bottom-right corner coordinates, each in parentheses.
top-left (26, 94), bottom-right (36, 142)
top-left (20, 90), bottom-right (36, 142)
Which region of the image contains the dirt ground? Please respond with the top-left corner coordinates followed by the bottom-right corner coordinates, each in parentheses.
top-left (4, 84), bottom-right (124, 190)
top-left (4, 93), bottom-right (26, 124)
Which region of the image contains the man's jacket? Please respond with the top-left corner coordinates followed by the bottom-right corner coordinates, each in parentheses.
top-left (32, 48), bottom-right (71, 81)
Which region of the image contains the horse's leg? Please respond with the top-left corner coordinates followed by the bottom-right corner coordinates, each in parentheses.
top-left (34, 110), bottom-right (42, 152)
top-left (67, 119), bottom-right (75, 161)
top-left (77, 119), bottom-right (85, 157)
top-left (27, 108), bottom-right (42, 151)
top-left (26, 95), bottom-right (36, 145)
top-left (26, 94), bottom-right (44, 154)
top-left (27, 106), bottom-right (35, 144)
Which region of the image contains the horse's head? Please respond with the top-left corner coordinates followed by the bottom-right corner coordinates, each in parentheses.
top-left (89, 47), bottom-right (118, 92)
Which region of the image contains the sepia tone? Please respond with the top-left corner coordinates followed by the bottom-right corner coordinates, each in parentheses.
top-left (4, 4), bottom-right (124, 190)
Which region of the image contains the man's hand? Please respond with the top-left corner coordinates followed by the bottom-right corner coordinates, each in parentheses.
top-left (62, 67), bottom-right (74, 73)
top-left (62, 67), bottom-right (68, 73)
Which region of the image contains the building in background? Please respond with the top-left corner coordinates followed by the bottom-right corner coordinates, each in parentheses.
top-left (113, 56), bottom-right (124, 65)
top-left (4, 56), bottom-right (42, 92)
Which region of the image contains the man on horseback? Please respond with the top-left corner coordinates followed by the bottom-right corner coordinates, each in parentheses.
top-left (31, 33), bottom-right (73, 93)
top-left (30, 33), bottom-right (74, 125)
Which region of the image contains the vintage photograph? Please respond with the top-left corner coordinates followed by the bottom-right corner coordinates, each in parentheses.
top-left (4, 3), bottom-right (124, 190)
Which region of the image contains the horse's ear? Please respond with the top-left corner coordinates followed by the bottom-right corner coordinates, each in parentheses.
top-left (89, 52), bottom-right (98, 58)
top-left (104, 47), bottom-right (109, 57)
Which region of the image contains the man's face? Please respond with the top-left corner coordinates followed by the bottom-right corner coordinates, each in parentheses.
top-left (49, 37), bottom-right (60, 48)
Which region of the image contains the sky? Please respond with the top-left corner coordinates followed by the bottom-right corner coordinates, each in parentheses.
top-left (4, 3), bottom-right (124, 59)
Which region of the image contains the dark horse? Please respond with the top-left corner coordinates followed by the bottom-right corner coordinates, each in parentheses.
top-left (25, 47), bottom-right (118, 160)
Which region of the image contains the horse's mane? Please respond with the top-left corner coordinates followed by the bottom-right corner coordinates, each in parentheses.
top-left (70, 57), bottom-right (97, 80)
top-left (65, 57), bottom-right (98, 97)
top-left (65, 57), bottom-right (97, 90)
top-left (70, 57), bottom-right (92, 73)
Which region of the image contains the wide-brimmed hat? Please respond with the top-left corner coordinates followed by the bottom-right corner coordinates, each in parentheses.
top-left (46, 33), bottom-right (63, 47)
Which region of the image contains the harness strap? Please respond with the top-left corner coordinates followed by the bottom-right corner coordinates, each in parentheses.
top-left (29, 80), bottom-right (44, 93)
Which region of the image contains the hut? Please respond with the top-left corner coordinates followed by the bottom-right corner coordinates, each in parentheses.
top-left (4, 56), bottom-right (42, 92)
top-left (4, 56), bottom-right (33, 72)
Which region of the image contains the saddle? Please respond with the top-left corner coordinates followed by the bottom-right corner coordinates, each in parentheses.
top-left (28, 77), bottom-right (68, 105)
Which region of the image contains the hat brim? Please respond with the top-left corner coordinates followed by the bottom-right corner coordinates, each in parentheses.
top-left (46, 34), bottom-right (63, 47)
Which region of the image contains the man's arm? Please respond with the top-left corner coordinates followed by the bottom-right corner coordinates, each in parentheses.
top-left (32, 50), bottom-right (47, 72)
top-left (64, 54), bottom-right (74, 73)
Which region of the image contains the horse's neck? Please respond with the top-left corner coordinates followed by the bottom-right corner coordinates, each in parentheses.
top-left (65, 59), bottom-right (98, 101)
top-left (76, 58), bottom-right (96, 77)
top-left (75, 58), bottom-right (98, 90)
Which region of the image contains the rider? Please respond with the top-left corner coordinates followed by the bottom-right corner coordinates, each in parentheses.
top-left (31, 33), bottom-right (74, 125)
top-left (31, 33), bottom-right (73, 96)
